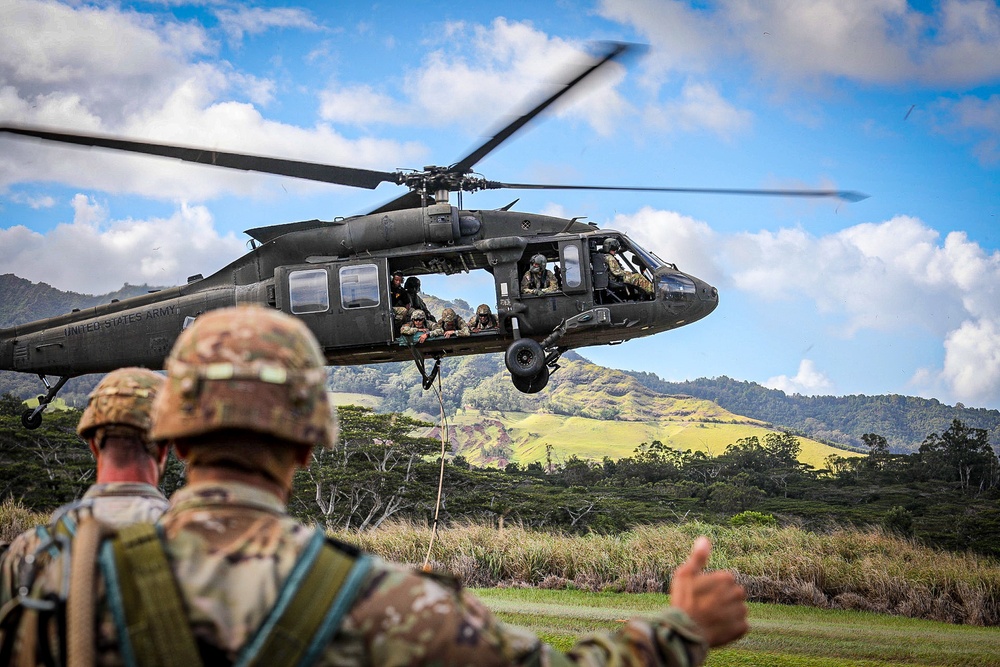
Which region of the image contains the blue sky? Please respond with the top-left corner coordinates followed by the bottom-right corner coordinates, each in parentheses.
top-left (1, 1), bottom-right (999, 408)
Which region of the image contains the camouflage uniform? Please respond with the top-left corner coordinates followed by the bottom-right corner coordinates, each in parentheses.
top-left (0, 367), bottom-right (168, 605)
top-left (400, 310), bottom-right (443, 340)
top-left (470, 304), bottom-right (499, 333)
top-left (605, 254), bottom-right (653, 294)
top-left (520, 255), bottom-right (559, 296)
top-left (2, 307), bottom-right (716, 666)
top-left (12, 478), bottom-right (709, 666)
top-left (439, 308), bottom-right (470, 337)
top-left (0, 483), bottom-right (168, 605)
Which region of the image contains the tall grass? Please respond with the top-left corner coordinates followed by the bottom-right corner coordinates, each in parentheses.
top-left (330, 520), bottom-right (1000, 626)
top-left (0, 497), bottom-right (47, 543)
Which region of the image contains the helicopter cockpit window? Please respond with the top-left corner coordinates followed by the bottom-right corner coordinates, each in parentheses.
top-left (561, 244), bottom-right (582, 289)
top-left (288, 269), bottom-right (330, 314)
top-left (340, 264), bottom-right (380, 309)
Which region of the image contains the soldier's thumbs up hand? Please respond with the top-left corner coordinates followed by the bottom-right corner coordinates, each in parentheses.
top-left (669, 536), bottom-right (748, 647)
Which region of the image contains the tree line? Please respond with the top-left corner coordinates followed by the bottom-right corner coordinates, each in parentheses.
top-left (3, 394), bottom-right (998, 557)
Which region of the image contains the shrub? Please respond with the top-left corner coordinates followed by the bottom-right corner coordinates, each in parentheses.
top-left (730, 510), bottom-right (778, 528)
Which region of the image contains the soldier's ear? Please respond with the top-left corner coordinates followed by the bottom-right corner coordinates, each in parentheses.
top-left (294, 446), bottom-right (314, 468)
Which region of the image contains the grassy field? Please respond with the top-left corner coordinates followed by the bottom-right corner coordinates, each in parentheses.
top-left (443, 408), bottom-right (857, 469)
top-left (474, 588), bottom-right (1000, 666)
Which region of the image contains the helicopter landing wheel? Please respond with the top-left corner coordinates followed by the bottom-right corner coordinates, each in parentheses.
top-left (511, 364), bottom-right (550, 394)
top-left (505, 338), bottom-right (545, 378)
top-left (21, 409), bottom-right (42, 430)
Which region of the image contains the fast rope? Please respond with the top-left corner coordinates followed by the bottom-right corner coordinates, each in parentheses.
top-left (422, 363), bottom-right (449, 571)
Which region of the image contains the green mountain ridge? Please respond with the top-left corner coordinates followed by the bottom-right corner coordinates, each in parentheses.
top-left (1, 274), bottom-right (997, 453)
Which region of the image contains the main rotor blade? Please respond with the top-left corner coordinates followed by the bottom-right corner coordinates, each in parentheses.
top-left (0, 125), bottom-right (400, 190)
top-left (448, 42), bottom-right (637, 175)
top-left (489, 181), bottom-right (870, 202)
top-left (367, 190), bottom-right (424, 215)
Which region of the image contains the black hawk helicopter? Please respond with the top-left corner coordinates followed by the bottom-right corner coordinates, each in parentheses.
top-left (0, 43), bottom-right (865, 429)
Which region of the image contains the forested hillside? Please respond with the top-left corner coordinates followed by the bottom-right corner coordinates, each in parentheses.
top-left (627, 373), bottom-right (1000, 453)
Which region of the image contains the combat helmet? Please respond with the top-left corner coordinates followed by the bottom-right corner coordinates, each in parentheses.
top-left (409, 309), bottom-right (426, 322)
top-left (529, 254), bottom-right (546, 273)
top-left (441, 307), bottom-right (457, 322)
top-left (404, 276), bottom-right (421, 291)
top-left (476, 304), bottom-right (493, 316)
top-left (77, 367), bottom-right (164, 442)
top-left (602, 238), bottom-right (621, 253)
top-left (149, 306), bottom-right (334, 448)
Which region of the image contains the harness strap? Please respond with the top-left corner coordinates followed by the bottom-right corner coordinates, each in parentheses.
top-left (67, 516), bottom-right (106, 667)
top-left (103, 523), bottom-right (202, 667)
top-left (236, 530), bottom-right (373, 667)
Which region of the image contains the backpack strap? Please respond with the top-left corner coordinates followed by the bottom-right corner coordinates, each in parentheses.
top-left (235, 530), bottom-right (373, 667)
top-left (99, 523), bottom-right (203, 667)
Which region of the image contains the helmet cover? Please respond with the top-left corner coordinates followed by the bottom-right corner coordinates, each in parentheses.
top-left (149, 306), bottom-right (334, 448)
top-left (77, 367), bottom-right (164, 440)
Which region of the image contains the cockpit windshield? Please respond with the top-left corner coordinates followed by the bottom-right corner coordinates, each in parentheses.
top-left (620, 237), bottom-right (664, 272)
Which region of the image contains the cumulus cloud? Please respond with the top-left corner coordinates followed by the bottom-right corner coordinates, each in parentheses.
top-left (765, 359), bottom-right (834, 396)
top-left (0, 195), bottom-right (246, 294)
top-left (599, 0), bottom-right (1000, 87)
top-left (607, 207), bottom-right (1000, 408)
top-left (213, 6), bottom-right (320, 43)
top-left (0, 0), bottom-right (425, 202)
top-left (317, 18), bottom-right (631, 136)
top-left (644, 81), bottom-right (753, 138)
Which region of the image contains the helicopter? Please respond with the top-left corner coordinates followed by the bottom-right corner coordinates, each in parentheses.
top-left (0, 42), bottom-right (866, 430)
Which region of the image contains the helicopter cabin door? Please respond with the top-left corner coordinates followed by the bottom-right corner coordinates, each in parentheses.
top-left (275, 259), bottom-right (392, 349)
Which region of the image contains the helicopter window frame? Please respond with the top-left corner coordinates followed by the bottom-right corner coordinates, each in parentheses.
top-left (559, 241), bottom-right (585, 293)
top-left (339, 263), bottom-right (381, 309)
top-left (288, 268), bottom-right (330, 315)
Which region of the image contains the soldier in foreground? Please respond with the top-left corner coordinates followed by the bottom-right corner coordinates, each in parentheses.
top-left (0, 367), bottom-right (168, 605)
top-left (3, 306), bottom-right (747, 665)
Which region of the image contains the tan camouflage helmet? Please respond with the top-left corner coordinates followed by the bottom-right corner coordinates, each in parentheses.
top-left (149, 306), bottom-right (335, 448)
top-left (476, 304), bottom-right (493, 316)
top-left (409, 309), bottom-right (426, 321)
top-left (440, 307), bottom-right (457, 322)
top-left (77, 367), bottom-right (164, 441)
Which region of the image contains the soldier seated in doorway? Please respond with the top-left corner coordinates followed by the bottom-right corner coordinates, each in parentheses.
top-left (439, 308), bottom-right (470, 338)
top-left (520, 254), bottom-right (559, 296)
top-left (399, 309), bottom-right (442, 343)
top-left (470, 304), bottom-right (499, 333)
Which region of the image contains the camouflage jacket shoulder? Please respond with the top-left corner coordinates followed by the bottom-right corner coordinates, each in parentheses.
top-left (0, 482), bottom-right (168, 605)
top-left (8, 480), bottom-right (708, 666)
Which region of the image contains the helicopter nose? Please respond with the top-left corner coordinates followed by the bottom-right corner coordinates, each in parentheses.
top-left (657, 272), bottom-right (718, 323)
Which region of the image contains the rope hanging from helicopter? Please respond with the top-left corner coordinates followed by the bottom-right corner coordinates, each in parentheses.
top-left (421, 364), bottom-right (449, 571)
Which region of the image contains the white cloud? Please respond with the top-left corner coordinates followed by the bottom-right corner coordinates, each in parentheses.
top-left (8, 192), bottom-right (56, 209)
top-left (213, 6), bottom-right (320, 43)
top-left (765, 359), bottom-right (834, 395)
top-left (606, 207), bottom-right (1000, 407)
top-left (599, 0), bottom-right (1000, 87)
top-left (317, 18), bottom-right (631, 136)
top-left (0, 195), bottom-right (246, 294)
top-left (932, 94), bottom-right (1000, 165)
top-left (941, 319), bottom-right (1000, 405)
top-left (0, 0), bottom-right (425, 201)
top-left (644, 80), bottom-right (752, 138)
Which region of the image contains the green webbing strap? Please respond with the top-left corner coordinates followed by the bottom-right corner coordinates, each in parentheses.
top-left (235, 531), bottom-right (373, 667)
top-left (104, 523), bottom-right (202, 667)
